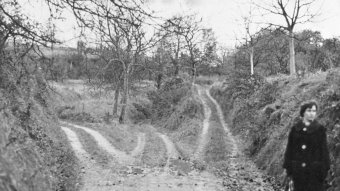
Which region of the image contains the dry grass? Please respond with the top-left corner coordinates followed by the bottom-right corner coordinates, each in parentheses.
top-left (137, 124), bottom-right (167, 167)
top-left (51, 80), bottom-right (87, 96)
top-left (51, 80), bottom-right (114, 116)
top-left (203, 95), bottom-right (231, 163)
top-left (70, 126), bottom-right (116, 167)
top-left (171, 118), bottom-right (201, 159)
top-left (52, 79), bottom-right (156, 123)
top-left (196, 75), bottom-right (224, 82)
top-left (266, 70), bottom-right (328, 84)
top-left (66, 121), bottom-right (139, 153)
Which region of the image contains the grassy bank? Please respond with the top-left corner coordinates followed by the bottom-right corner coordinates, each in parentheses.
top-left (0, 70), bottom-right (79, 191)
top-left (210, 69), bottom-right (340, 190)
top-left (147, 77), bottom-right (204, 160)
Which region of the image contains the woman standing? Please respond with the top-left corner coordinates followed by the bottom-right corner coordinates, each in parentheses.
top-left (283, 101), bottom-right (330, 191)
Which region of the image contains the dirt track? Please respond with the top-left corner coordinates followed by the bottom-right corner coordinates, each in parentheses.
top-left (192, 85), bottom-right (212, 160)
top-left (62, 122), bottom-right (134, 164)
top-left (157, 132), bottom-right (180, 169)
top-left (60, 126), bottom-right (120, 191)
top-left (130, 133), bottom-right (146, 157)
top-left (60, 84), bottom-right (275, 191)
top-left (61, 122), bottom-right (225, 191)
top-left (205, 86), bottom-right (239, 156)
top-left (197, 84), bottom-right (275, 191)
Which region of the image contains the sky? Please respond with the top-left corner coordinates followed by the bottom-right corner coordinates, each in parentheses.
top-left (146, 0), bottom-right (340, 47)
top-left (22, 0), bottom-right (340, 48)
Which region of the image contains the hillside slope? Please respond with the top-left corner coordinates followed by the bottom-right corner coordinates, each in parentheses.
top-left (211, 69), bottom-right (340, 191)
top-left (0, 67), bottom-right (79, 191)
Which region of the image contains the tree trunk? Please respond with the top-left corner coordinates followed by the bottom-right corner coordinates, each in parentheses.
top-left (234, 54), bottom-right (237, 69)
top-left (156, 73), bottom-right (162, 89)
top-left (289, 31), bottom-right (296, 76)
top-left (250, 46), bottom-right (254, 75)
top-left (192, 61), bottom-right (196, 83)
top-left (174, 61), bottom-right (179, 76)
top-left (113, 84), bottom-right (120, 116)
top-left (174, 38), bottom-right (180, 76)
top-left (119, 64), bottom-right (130, 124)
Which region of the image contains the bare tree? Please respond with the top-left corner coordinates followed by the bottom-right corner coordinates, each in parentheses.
top-left (181, 15), bottom-right (203, 80)
top-left (255, 0), bottom-right (321, 76)
top-left (60, 0), bottom-right (156, 123)
top-left (152, 38), bottom-right (170, 89)
top-left (167, 15), bottom-right (203, 81)
top-left (201, 28), bottom-right (218, 64)
top-left (0, 1), bottom-right (57, 47)
top-left (240, 5), bottom-right (261, 75)
top-left (160, 17), bottom-right (186, 76)
top-left (0, 0), bottom-right (61, 87)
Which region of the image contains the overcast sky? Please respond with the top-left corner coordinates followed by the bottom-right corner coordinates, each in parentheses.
top-left (24, 0), bottom-right (340, 48)
top-left (147, 0), bottom-right (340, 47)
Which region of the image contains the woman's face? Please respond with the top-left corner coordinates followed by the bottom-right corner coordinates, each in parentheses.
top-left (303, 105), bottom-right (317, 122)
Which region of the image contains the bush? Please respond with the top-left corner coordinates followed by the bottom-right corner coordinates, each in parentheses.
top-left (147, 77), bottom-right (191, 122)
top-left (224, 71), bottom-right (265, 100)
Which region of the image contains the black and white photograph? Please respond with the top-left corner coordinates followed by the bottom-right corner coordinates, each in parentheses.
top-left (0, 0), bottom-right (340, 190)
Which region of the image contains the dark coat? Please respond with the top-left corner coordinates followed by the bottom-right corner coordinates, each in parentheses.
top-left (283, 119), bottom-right (330, 191)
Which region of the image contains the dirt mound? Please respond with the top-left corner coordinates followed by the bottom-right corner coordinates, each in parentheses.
top-left (147, 77), bottom-right (203, 158)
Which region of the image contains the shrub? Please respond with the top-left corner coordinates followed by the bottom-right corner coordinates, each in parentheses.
top-left (147, 77), bottom-right (190, 122)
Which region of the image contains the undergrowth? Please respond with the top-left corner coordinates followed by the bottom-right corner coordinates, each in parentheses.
top-left (211, 68), bottom-right (340, 191)
top-left (147, 77), bottom-right (204, 159)
top-left (0, 65), bottom-right (79, 191)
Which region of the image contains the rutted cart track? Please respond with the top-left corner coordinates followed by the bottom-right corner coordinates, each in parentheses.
top-left (61, 122), bottom-right (224, 190)
top-left (62, 122), bottom-right (134, 164)
top-left (59, 84), bottom-right (275, 191)
top-left (156, 132), bottom-right (180, 170)
top-left (196, 84), bottom-right (275, 191)
top-left (192, 86), bottom-right (212, 160)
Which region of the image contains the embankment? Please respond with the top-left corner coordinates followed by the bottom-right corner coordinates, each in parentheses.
top-left (147, 77), bottom-right (204, 160)
top-left (0, 68), bottom-right (79, 191)
top-left (210, 69), bottom-right (340, 191)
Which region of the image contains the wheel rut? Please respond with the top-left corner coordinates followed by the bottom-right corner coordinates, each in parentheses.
top-left (205, 86), bottom-right (239, 157)
top-left (192, 85), bottom-right (212, 160)
top-left (60, 126), bottom-right (121, 191)
top-left (130, 133), bottom-right (146, 157)
top-left (194, 84), bottom-right (275, 191)
top-left (156, 132), bottom-right (180, 169)
top-left (61, 123), bottom-right (225, 190)
top-left (62, 122), bottom-right (134, 164)
top-left (59, 83), bottom-right (274, 191)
